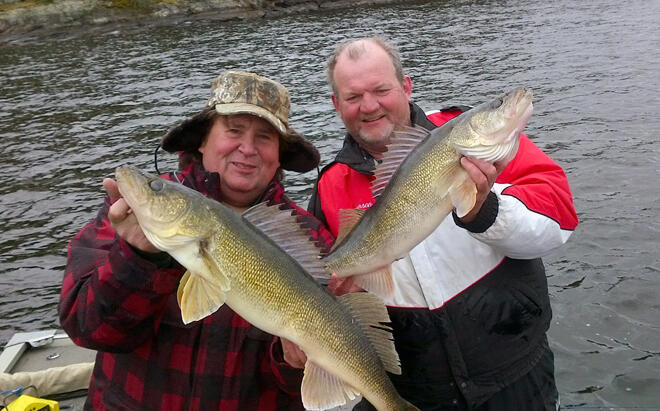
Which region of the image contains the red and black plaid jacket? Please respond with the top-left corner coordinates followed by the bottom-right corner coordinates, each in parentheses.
top-left (59, 163), bottom-right (335, 410)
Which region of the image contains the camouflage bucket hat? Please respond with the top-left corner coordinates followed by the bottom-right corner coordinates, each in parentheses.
top-left (162, 70), bottom-right (320, 173)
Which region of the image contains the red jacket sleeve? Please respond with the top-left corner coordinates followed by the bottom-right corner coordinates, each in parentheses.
top-left (498, 135), bottom-right (578, 230)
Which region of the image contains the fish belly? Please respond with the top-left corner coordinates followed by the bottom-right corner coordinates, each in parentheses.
top-left (330, 195), bottom-right (454, 278)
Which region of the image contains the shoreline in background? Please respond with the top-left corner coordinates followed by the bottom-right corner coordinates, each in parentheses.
top-left (0, 0), bottom-right (404, 44)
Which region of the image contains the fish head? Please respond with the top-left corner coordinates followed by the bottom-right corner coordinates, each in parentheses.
top-left (452, 87), bottom-right (533, 162)
top-left (115, 166), bottom-right (211, 251)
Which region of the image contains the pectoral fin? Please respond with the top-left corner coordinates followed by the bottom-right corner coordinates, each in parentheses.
top-left (301, 360), bottom-right (359, 410)
top-left (448, 171), bottom-right (477, 218)
top-left (177, 269), bottom-right (227, 324)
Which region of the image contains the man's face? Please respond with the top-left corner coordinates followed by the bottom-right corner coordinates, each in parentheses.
top-left (331, 43), bottom-right (412, 156)
top-left (198, 114), bottom-right (280, 208)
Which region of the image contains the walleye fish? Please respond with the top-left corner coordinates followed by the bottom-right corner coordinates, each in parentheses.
top-left (323, 88), bottom-right (533, 297)
top-left (115, 166), bottom-right (419, 411)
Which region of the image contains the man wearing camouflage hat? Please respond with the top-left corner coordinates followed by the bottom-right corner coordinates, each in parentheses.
top-left (60, 71), bottom-right (334, 410)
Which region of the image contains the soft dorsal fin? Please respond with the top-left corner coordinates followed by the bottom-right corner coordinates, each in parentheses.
top-left (338, 292), bottom-right (401, 375)
top-left (301, 360), bottom-right (360, 410)
top-left (332, 208), bottom-right (365, 250)
top-left (372, 125), bottom-right (430, 198)
top-left (242, 202), bottom-right (328, 282)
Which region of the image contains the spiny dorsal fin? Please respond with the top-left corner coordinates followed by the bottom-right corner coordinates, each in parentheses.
top-left (332, 208), bottom-right (365, 251)
top-left (301, 360), bottom-right (360, 410)
top-left (338, 292), bottom-right (401, 375)
top-left (372, 125), bottom-right (430, 198)
top-left (242, 202), bottom-right (328, 283)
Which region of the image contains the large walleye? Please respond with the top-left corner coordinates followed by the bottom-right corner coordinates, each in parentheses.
top-left (323, 88), bottom-right (533, 296)
top-left (115, 166), bottom-right (419, 411)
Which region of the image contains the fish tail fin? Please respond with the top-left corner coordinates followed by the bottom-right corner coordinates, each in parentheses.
top-left (338, 292), bottom-right (401, 375)
top-left (351, 266), bottom-right (395, 299)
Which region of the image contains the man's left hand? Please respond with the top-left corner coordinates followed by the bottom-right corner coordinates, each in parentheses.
top-left (459, 157), bottom-right (507, 223)
top-left (281, 338), bottom-right (306, 369)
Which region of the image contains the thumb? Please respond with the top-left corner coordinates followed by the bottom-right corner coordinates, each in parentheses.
top-left (103, 178), bottom-right (121, 203)
top-left (493, 159), bottom-right (509, 175)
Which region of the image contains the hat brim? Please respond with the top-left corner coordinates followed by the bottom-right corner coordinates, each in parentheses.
top-left (214, 103), bottom-right (288, 138)
top-left (162, 107), bottom-right (319, 173)
top-left (279, 128), bottom-right (320, 173)
top-left (161, 107), bottom-right (213, 153)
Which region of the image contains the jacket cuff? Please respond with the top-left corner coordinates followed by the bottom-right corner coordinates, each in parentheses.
top-left (131, 246), bottom-right (173, 269)
top-left (110, 240), bottom-right (181, 294)
top-left (453, 191), bottom-right (499, 233)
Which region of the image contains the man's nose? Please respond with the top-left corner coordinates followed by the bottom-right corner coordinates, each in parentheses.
top-left (238, 134), bottom-right (257, 155)
top-left (360, 92), bottom-right (379, 113)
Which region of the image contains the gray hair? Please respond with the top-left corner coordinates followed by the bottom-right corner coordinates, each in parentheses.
top-left (326, 36), bottom-right (405, 96)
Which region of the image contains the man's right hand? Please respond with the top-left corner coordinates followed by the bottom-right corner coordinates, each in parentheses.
top-left (328, 273), bottom-right (364, 296)
top-left (103, 178), bottom-right (160, 253)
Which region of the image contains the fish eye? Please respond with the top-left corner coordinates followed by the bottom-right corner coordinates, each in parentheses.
top-left (149, 179), bottom-right (164, 191)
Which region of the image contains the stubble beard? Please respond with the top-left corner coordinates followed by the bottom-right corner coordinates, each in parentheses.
top-left (358, 122), bottom-right (394, 156)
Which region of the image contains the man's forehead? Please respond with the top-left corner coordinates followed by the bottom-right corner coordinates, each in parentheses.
top-left (335, 63), bottom-right (399, 92)
top-left (227, 114), bottom-right (277, 132)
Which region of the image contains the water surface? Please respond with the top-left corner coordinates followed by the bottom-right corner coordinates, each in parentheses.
top-left (1, 0), bottom-right (658, 408)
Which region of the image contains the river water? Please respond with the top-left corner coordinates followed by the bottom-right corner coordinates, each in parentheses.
top-left (1, 0), bottom-right (658, 408)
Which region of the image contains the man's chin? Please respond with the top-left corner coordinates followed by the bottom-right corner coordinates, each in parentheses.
top-left (358, 127), bottom-right (393, 146)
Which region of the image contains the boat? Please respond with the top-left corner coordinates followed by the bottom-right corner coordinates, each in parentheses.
top-left (0, 329), bottom-right (95, 411)
top-left (0, 330), bottom-right (361, 410)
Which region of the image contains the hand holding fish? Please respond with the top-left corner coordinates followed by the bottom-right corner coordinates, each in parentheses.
top-left (103, 178), bottom-right (160, 253)
top-left (458, 157), bottom-right (507, 223)
top-left (328, 273), bottom-right (364, 296)
top-left (280, 337), bottom-right (306, 369)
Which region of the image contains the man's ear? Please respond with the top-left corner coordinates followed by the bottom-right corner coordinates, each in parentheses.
top-left (331, 93), bottom-right (339, 111)
top-left (403, 75), bottom-right (413, 101)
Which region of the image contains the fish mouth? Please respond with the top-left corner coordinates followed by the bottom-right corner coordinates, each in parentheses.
top-left (453, 88), bottom-right (533, 162)
top-left (116, 166), bottom-right (150, 208)
top-left (115, 165), bottom-right (189, 227)
top-left (506, 88), bottom-right (533, 120)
